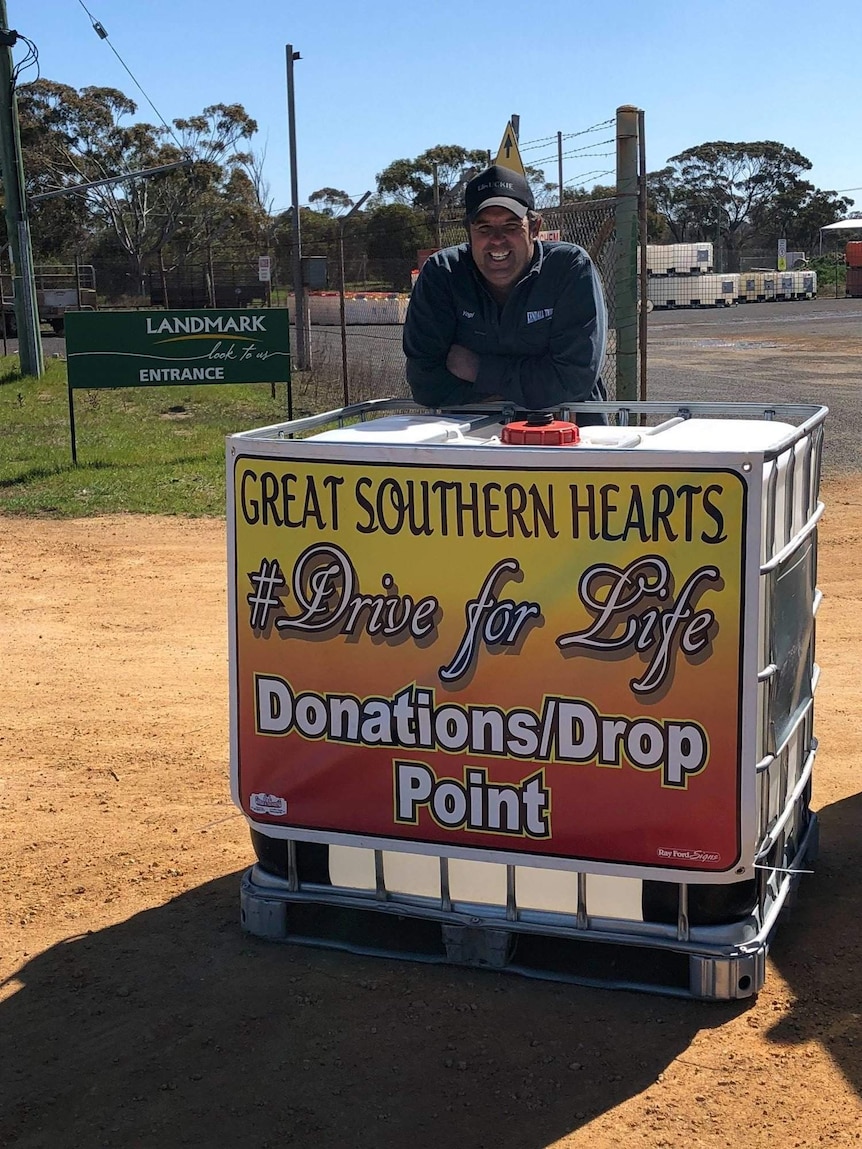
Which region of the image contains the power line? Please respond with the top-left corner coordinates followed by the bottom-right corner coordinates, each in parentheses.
top-left (564, 168), bottom-right (615, 187)
top-left (74, 0), bottom-right (189, 156)
top-left (532, 146), bottom-right (614, 167)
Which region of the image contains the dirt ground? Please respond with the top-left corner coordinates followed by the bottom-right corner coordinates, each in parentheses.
top-left (1, 474), bottom-right (860, 1149)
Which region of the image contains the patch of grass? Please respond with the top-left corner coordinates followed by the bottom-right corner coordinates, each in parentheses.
top-left (0, 355), bottom-right (306, 518)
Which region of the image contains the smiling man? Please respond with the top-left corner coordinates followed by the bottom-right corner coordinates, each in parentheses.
top-left (403, 164), bottom-right (608, 421)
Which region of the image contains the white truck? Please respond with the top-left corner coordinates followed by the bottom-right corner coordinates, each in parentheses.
top-left (1, 263), bottom-right (97, 336)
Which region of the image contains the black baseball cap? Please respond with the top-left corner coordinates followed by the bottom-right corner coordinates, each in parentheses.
top-left (464, 165), bottom-right (534, 222)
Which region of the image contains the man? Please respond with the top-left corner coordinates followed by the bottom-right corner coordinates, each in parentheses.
top-left (403, 164), bottom-right (608, 422)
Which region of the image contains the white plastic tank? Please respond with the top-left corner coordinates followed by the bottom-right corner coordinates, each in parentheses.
top-left (647, 276), bottom-right (700, 308)
top-left (636, 417), bottom-right (810, 556)
top-left (737, 274), bottom-right (758, 302)
top-left (696, 274), bottom-right (738, 306)
top-left (648, 273), bottom-right (738, 308)
top-left (776, 273), bottom-right (795, 300)
top-left (801, 270), bottom-right (817, 297)
top-left (327, 848), bottom-right (646, 922)
top-left (321, 415), bottom-right (805, 923)
top-left (644, 243), bottom-right (714, 276)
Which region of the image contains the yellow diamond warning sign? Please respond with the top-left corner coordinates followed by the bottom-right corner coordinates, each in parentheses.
top-left (494, 121), bottom-right (525, 175)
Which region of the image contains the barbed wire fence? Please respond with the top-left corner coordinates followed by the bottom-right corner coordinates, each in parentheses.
top-left (51, 112), bottom-right (645, 418)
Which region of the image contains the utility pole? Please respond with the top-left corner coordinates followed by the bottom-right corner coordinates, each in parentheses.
top-left (286, 44), bottom-right (308, 370)
top-left (0, 3), bottom-right (43, 377)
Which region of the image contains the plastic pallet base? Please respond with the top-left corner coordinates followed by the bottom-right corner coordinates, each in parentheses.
top-left (239, 867), bottom-right (771, 1001)
top-left (647, 269), bottom-right (714, 278)
top-left (650, 301), bottom-right (732, 311)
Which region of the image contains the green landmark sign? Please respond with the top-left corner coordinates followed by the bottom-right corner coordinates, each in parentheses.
top-left (64, 308), bottom-right (291, 460)
top-left (65, 308), bottom-right (291, 389)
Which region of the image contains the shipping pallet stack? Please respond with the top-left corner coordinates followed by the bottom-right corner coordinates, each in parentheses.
top-left (737, 270), bottom-right (817, 304)
top-left (645, 245), bottom-right (818, 309)
top-left (846, 242), bottom-right (862, 298)
top-left (645, 243), bottom-right (738, 310)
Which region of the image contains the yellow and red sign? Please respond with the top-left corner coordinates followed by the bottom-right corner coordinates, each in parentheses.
top-left (230, 456), bottom-right (751, 875)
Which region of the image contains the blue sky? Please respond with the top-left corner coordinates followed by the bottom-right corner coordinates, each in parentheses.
top-left (15, 0), bottom-right (861, 214)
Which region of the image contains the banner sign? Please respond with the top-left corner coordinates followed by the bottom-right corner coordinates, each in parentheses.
top-left (230, 455), bottom-right (752, 877)
top-left (65, 308), bottom-right (290, 390)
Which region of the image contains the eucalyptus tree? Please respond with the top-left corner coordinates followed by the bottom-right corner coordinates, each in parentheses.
top-left (17, 79), bottom-right (257, 284)
top-left (376, 145), bottom-right (489, 211)
top-left (648, 141), bottom-right (851, 263)
top-left (308, 187), bottom-right (353, 216)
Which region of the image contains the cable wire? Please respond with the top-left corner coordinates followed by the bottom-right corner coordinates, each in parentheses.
top-left (74, 0), bottom-right (190, 156)
top-left (564, 168), bottom-right (615, 187)
top-left (520, 119), bottom-right (615, 151)
top-left (11, 33), bottom-right (40, 85)
top-left (530, 139), bottom-right (615, 166)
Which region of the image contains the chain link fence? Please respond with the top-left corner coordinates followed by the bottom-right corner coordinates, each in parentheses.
top-left (299, 194), bottom-right (620, 410)
top-left (440, 197), bottom-right (618, 395)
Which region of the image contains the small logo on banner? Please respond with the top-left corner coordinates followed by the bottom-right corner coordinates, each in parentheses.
top-left (657, 846), bottom-right (721, 864)
top-left (250, 792), bottom-right (288, 816)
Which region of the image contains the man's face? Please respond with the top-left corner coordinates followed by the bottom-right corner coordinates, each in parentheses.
top-left (468, 206), bottom-right (537, 296)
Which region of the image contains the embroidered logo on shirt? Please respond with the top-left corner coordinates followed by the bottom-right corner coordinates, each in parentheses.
top-left (461, 310), bottom-right (475, 318)
top-left (526, 308), bottom-right (554, 324)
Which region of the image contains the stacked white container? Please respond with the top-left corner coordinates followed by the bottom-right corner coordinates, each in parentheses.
top-left (644, 243), bottom-right (714, 275)
top-left (647, 273), bottom-right (738, 309)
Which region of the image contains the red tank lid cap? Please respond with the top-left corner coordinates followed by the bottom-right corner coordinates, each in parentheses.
top-left (502, 413), bottom-right (580, 446)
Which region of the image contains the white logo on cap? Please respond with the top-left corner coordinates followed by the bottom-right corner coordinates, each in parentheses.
top-left (478, 181), bottom-right (515, 193)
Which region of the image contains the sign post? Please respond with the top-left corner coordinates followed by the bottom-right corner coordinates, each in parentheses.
top-left (258, 256), bottom-right (273, 312)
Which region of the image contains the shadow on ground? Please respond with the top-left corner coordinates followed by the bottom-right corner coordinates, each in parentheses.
top-left (2, 870), bottom-right (740, 1149)
top-left (767, 790), bottom-right (862, 1093)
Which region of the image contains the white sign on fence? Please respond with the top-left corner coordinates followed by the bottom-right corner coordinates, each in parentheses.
top-left (258, 255), bottom-right (272, 283)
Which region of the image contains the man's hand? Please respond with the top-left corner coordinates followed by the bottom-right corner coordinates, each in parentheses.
top-left (446, 344), bottom-right (480, 382)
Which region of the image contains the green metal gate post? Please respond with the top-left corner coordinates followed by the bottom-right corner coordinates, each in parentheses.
top-left (614, 105), bottom-right (640, 402)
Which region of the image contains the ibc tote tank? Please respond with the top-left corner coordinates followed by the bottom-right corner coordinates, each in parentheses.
top-left (228, 399), bottom-right (827, 1000)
